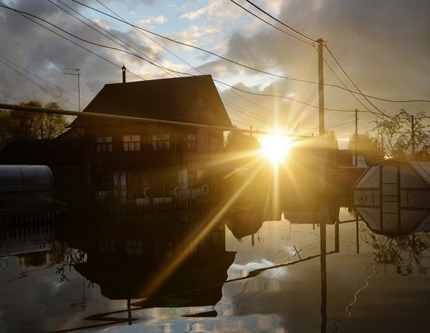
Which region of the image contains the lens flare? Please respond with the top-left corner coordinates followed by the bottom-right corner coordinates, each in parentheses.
top-left (259, 134), bottom-right (292, 164)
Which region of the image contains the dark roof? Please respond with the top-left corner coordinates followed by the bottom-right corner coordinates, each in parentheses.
top-left (70, 75), bottom-right (232, 128)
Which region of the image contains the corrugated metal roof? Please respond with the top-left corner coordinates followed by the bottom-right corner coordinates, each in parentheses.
top-left (410, 161), bottom-right (430, 186)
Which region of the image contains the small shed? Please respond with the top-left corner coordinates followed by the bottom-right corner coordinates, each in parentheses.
top-left (352, 160), bottom-right (430, 235)
top-left (0, 165), bottom-right (55, 209)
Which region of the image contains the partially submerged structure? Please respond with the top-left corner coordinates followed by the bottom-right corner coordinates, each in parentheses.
top-left (0, 165), bottom-right (54, 209)
top-left (69, 74), bottom-right (232, 204)
top-left (352, 160), bottom-right (430, 235)
top-left (0, 165), bottom-right (59, 225)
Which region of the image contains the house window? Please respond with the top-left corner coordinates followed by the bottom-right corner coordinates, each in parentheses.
top-left (154, 241), bottom-right (172, 258)
top-left (188, 133), bottom-right (196, 151)
top-left (99, 238), bottom-right (115, 253)
top-left (126, 239), bottom-right (144, 256)
top-left (96, 136), bottom-right (112, 153)
top-left (211, 137), bottom-right (220, 152)
top-left (123, 135), bottom-right (141, 151)
top-left (152, 134), bottom-right (170, 151)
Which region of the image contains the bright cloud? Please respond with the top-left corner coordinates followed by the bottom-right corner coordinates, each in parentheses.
top-left (137, 15), bottom-right (168, 26)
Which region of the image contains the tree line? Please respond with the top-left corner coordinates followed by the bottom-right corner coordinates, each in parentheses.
top-left (349, 109), bottom-right (430, 164)
top-left (0, 100), bottom-right (68, 150)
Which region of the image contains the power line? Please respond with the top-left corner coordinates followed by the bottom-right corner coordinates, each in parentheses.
top-left (92, 0), bottom-right (289, 125)
top-left (93, 0), bottom-right (201, 77)
top-left (71, 1), bottom-right (429, 105)
top-left (0, 2), bottom-right (279, 125)
top-left (0, 2), bottom-right (373, 119)
top-left (0, 2), bottom-right (128, 73)
top-left (68, 1), bottom-right (330, 86)
top-left (0, 53), bottom-right (85, 103)
top-left (0, 2), bottom-right (360, 116)
top-left (241, 0), bottom-right (315, 43)
top-left (317, 46), bottom-right (382, 119)
top-left (215, 79), bottom-right (372, 113)
top-left (91, 0), bottom-right (287, 125)
top-left (50, 0), bottom-right (176, 78)
top-left (29, 1), bottom-right (279, 124)
top-left (0, 57), bottom-right (78, 108)
top-left (324, 45), bottom-right (389, 119)
top-left (229, 0), bottom-right (313, 46)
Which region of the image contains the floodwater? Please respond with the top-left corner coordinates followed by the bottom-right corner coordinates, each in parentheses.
top-left (1, 199), bottom-right (430, 333)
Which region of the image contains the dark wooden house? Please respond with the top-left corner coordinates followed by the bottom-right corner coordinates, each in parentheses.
top-left (69, 74), bottom-right (232, 203)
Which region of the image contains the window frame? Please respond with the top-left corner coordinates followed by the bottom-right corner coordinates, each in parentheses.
top-left (96, 136), bottom-right (113, 153)
top-left (152, 133), bottom-right (171, 151)
top-left (187, 133), bottom-right (197, 151)
top-left (123, 134), bottom-right (141, 152)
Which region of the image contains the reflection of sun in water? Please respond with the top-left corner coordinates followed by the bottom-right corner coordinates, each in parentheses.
top-left (259, 134), bottom-right (292, 164)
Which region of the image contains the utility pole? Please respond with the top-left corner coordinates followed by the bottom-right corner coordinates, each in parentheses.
top-left (64, 68), bottom-right (81, 111)
top-left (411, 115), bottom-right (415, 155)
top-left (317, 38), bottom-right (325, 137)
top-left (355, 109), bottom-right (358, 167)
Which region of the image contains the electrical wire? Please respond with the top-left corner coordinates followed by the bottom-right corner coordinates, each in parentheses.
top-left (242, 0), bottom-right (316, 43)
top-left (0, 57), bottom-right (78, 108)
top-left (324, 45), bottom-right (389, 119)
top-left (53, 0), bottom-right (279, 126)
top-left (92, 0), bottom-right (291, 121)
top-left (0, 3), bottom-right (364, 117)
top-left (71, 0), bottom-right (429, 105)
top-left (0, 3), bottom-right (274, 128)
top-left (0, 53), bottom-right (85, 103)
top-left (50, 0), bottom-right (176, 78)
top-left (229, 0), bottom-right (313, 46)
top-left (318, 45), bottom-right (383, 119)
top-left (69, 1), bottom-right (330, 86)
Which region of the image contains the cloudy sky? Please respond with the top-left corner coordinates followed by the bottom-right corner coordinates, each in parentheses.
top-left (0, 0), bottom-right (429, 147)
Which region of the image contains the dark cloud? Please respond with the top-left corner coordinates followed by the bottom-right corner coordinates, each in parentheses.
top-left (0, 0), bottom-right (163, 108)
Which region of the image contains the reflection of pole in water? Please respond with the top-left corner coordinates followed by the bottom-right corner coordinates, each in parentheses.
top-left (127, 298), bottom-right (132, 325)
top-left (335, 220), bottom-right (340, 253)
top-left (319, 207), bottom-right (327, 333)
top-left (356, 216), bottom-right (360, 254)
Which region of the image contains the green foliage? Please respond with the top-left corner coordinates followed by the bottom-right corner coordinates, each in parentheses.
top-left (349, 132), bottom-right (380, 165)
top-left (224, 131), bottom-right (261, 152)
top-left (375, 109), bottom-right (430, 160)
top-left (0, 100), bottom-right (69, 150)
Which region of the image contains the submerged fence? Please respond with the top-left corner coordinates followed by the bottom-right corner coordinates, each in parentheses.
top-left (0, 197), bottom-right (210, 226)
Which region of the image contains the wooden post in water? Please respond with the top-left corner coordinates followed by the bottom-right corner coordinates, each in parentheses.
top-left (319, 205), bottom-right (327, 332)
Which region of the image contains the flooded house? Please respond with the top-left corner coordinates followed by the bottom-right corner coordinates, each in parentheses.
top-left (69, 74), bottom-right (232, 204)
top-left (352, 160), bottom-right (430, 235)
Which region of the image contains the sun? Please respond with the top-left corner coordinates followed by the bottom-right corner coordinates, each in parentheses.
top-left (259, 134), bottom-right (292, 164)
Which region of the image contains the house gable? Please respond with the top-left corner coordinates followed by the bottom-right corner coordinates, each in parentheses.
top-left (70, 75), bottom-right (232, 128)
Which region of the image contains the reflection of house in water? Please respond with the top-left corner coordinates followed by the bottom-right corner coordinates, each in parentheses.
top-left (0, 224), bottom-right (54, 267)
top-left (225, 199), bottom-right (266, 242)
top-left (353, 160), bottom-right (430, 235)
top-left (64, 213), bottom-right (235, 307)
top-left (282, 136), bottom-right (339, 201)
top-left (283, 202), bottom-right (340, 225)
